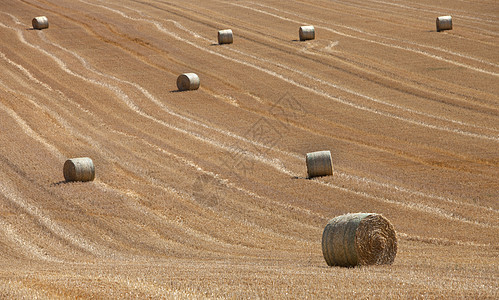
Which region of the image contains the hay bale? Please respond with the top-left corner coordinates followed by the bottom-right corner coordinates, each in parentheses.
top-left (322, 213), bottom-right (397, 267)
top-left (306, 150), bottom-right (332, 178)
top-left (63, 157), bottom-right (95, 182)
top-left (32, 16), bottom-right (49, 30)
top-left (218, 29), bottom-right (233, 44)
top-left (299, 25), bottom-right (315, 41)
top-left (177, 73), bottom-right (200, 91)
top-left (436, 16), bottom-right (452, 32)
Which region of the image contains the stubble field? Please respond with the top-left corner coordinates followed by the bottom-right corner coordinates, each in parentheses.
top-left (0, 0), bottom-right (498, 298)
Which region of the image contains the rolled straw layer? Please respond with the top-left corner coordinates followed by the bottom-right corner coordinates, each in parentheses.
top-left (218, 29), bottom-right (233, 44)
top-left (306, 150), bottom-right (333, 178)
top-left (322, 213), bottom-right (397, 267)
top-left (32, 16), bottom-right (49, 30)
top-left (177, 73), bottom-right (200, 91)
top-left (436, 16), bottom-right (452, 32)
top-left (63, 157), bottom-right (95, 182)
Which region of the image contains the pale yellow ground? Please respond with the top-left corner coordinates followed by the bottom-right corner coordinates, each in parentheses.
top-left (0, 0), bottom-right (498, 298)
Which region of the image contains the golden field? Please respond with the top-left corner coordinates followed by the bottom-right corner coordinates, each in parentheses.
top-left (0, 0), bottom-right (498, 298)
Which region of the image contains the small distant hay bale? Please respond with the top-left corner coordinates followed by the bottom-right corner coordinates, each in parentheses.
top-left (306, 150), bottom-right (332, 178)
top-left (322, 213), bottom-right (397, 267)
top-left (63, 157), bottom-right (95, 182)
top-left (436, 16), bottom-right (452, 32)
top-left (299, 25), bottom-right (315, 41)
top-left (177, 73), bottom-right (200, 91)
top-left (218, 29), bottom-right (233, 44)
top-left (32, 16), bottom-right (49, 30)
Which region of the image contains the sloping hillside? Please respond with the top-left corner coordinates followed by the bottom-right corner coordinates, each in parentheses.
top-left (0, 0), bottom-right (497, 298)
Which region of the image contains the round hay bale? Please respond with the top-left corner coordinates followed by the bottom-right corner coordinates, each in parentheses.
top-left (436, 16), bottom-right (452, 32)
top-left (32, 16), bottom-right (49, 30)
top-left (299, 25), bottom-right (315, 41)
top-left (176, 73), bottom-right (200, 91)
top-left (63, 157), bottom-right (95, 182)
top-left (306, 150), bottom-right (332, 178)
top-left (322, 213), bottom-right (397, 267)
top-left (218, 29), bottom-right (233, 45)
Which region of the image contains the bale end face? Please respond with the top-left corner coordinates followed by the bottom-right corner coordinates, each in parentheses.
top-left (177, 73), bottom-right (200, 91)
top-left (63, 157), bottom-right (95, 182)
top-left (218, 29), bottom-right (233, 45)
top-left (32, 16), bottom-right (49, 30)
top-left (322, 213), bottom-right (397, 267)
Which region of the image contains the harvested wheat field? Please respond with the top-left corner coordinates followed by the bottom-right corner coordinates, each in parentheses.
top-left (0, 0), bottom-right (498, 298)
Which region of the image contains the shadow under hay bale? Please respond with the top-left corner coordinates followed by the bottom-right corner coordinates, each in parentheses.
top-left (322, 213), bottom-right (397, 267)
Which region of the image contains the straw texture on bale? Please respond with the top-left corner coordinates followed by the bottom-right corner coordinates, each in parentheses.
top-left (63, 157), bottom-right (95, 182)
top-left (322, 213), bottom-right (397, 267)
top-left (299, 25), bottom-right (315, 41)
top-left (32, 16), bottom-right (49, 30)
top-left (306, 150), bottom-right (333, 178)
top-left (436, 16), bottom-right (452, 32)
top-left (218, 29), bottom-right (233, 44)
top-left (177, 73), bottom-right (200, 91)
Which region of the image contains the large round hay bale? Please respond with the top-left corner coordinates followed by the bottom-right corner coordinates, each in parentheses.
top-left (32, 16), bottom-right (49, 30)
top-left (299, 25), bottom-right (315, 41)
top-left (322, 213), bottom-right (397, 267)
top-left (63, 157), bottom-right (95, 182)
top-left (306, 150), bottom-right (332, 178)
top-left (436, 16), bottom-right (452, 32)
top-left (177, 73), bottom-right (200, 91)
top-left (218, 29), bottom-right (233, 44)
